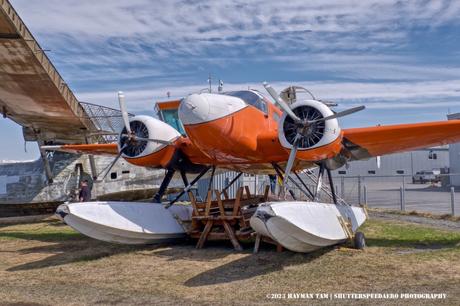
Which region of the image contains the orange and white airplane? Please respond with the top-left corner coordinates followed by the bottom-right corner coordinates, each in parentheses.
top-left (44, 83), bottom-right (460, 205)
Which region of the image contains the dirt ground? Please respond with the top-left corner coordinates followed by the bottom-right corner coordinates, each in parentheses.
top-left (0, 215), bottom-right (459, 306)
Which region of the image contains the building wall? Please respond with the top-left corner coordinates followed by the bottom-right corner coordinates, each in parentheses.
top-left (0, 152), bottom-right (178, 204)
top-left (331, 148), bottom-right (449, 179)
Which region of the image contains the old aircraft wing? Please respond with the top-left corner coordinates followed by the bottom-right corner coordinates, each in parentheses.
top-left (0, 0), bottom-right (98, 143)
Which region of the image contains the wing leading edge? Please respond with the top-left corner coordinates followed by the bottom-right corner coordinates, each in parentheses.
top-left (343, 120), bottom-right (460, 159)
top-left (42, 144), bottom-right (119, 156)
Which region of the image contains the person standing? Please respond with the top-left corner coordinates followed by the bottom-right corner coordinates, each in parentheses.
top-left (79, 180), bottom-right (91, 202)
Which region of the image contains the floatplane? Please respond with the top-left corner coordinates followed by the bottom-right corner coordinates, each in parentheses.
top-left (45, 84), bottom-right (460, 252)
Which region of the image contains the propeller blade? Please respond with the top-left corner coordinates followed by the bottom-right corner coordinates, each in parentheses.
top-left (283, 133), bottom-right (301, 187)
top-left (118, 91), bottom-right (132, 135)
top-left (99, 145), bottom-right (127, 180)
top-left (308, 105), bottom-right (365, 124)
top-left (263, 82), bottom-right (301, 123)
top-left (120, 134), bottom-right (172, 146)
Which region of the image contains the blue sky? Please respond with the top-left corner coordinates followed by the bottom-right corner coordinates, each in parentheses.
top-left (2, 0), bottom-right (460, 160)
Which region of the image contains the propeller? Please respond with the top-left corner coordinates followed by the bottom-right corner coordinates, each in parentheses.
top-left (118, 92), bottom-right (132, 135)
top-left (98, 144), bottom-right (128, 180)
top-left (307, 105), bottom-right (365, 125)
top-left (118, 91), bottom-right (172, 146)
top-left (263, 82), bottom-right (365, 192)
top-left (263, 82), bottom-right (302, 123)
top-left (96, 92), bottom-right (173, 181)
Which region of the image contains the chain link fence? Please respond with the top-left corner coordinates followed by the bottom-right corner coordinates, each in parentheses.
top-left (253, 172), bottom-right (459, 216)
top-left (335, 174), bottom-right (458, 216)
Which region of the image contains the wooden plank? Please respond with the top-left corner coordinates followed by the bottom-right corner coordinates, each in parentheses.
top-left (204, 190), bottom-right (212, 216)
top-left (196, 220), bottom-right (213, 249)
top-left (263, 185), bottom-right (270, 201)
top-left (222, 190), bottom-right (229, 200)
top-left (233, 187), bottom-right (243, 216)
top-left (190, 231), bottom-right (252, 240)
top-left (192, 215), bottom-right (242, 220)
top-left (222, 220), bottom-right (243, 251)
top-left (253, 234), bottom-right (261, 253)
top-left (244, 186), bottom-right (251, 199)
top-left (188, 191), bottom-right (199, 216)
top-left (215, 190), bottom-right (226, 216)
top-left (194, 197), bottom-right (261, 209)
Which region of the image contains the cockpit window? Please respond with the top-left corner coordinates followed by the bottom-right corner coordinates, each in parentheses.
top-left (226, 91), bottom-right (267, 113)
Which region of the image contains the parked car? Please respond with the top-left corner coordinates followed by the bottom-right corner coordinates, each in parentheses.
top-left (412, 170), bottom-right (439, 183)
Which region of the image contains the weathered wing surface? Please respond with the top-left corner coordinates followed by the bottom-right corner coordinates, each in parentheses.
top-left (42, 144), bottom-right (119, 156)
top-left (0, 1), bottom-right (96, 142)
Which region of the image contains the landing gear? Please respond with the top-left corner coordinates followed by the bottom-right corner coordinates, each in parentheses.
top-left (354, 231), bottom-right (366, 249)
top-left (166, 166), bottom-right (211, 207)
top-left (273, 161), bottom-right (341, 204)
top-left (153, 169), bottom-right (176, 203)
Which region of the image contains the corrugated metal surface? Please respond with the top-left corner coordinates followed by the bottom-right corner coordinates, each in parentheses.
top-left (331, 147), bottom-right (449, 179)
top-left (166, 171), bottom-right (243, 202)
top-left (198, 171), bottom-right (242, 199)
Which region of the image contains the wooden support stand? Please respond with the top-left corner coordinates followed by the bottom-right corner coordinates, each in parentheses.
top-left (253, 233), bottom-right (284, 253)
top-left (188, 185), bottom-right (269, 250)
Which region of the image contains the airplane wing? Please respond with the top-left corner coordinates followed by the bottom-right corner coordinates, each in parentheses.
top-left (342, 120), bottom-right (460, 159)
top-left (41, 143), bottom-right (119, 156)
top-left (0, 1), bottom-right (104, 143)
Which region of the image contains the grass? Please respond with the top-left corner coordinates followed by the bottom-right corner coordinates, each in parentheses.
top-left (0, 217), bottom-right (459, 305)
top-left (0, 219), bottom-right (82, 241)
top-left (361, 219), bottom-right (460, 248)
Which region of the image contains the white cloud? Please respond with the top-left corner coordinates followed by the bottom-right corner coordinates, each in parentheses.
top-left (76, 79), bottom-right (460, 112)
top-left (11, 0), bottom-right (460, 53)
top-left (9, 0), bottom-right (460, 112)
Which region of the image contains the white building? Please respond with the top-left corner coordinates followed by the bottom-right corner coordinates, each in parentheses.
top-left (331, 147), bottom-right (449, 178)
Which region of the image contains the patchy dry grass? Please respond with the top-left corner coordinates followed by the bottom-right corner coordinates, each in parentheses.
top-left (0, 218), bottom-right (459, 305)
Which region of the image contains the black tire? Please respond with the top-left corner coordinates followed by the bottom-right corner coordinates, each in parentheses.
top-left (354, 231), bottom-right (366, 249)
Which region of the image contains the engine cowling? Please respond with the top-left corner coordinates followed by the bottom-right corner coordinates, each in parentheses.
top-left (119, 115), bottom-right (181, 159)
top-left (278, 100), bottom-right (341, 150)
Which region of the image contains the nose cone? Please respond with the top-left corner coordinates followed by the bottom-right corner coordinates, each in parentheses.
top-left (179, 94), bottom-right (210, 125)
top-left (179, 93), bottom-right (247, 125)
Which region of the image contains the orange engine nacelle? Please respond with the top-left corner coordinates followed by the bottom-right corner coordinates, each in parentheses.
top-left (121, 115), bottom-right (181, 168)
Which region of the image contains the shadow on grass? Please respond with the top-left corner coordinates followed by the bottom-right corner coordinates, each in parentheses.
top-left (1, 221), bottom-right (157, 272)
top-left (6, 239), bottom-right (153, 272)
top-left (182, 246), bottom-right (334, 287)
top-left (0, 231), bottom-right (84, 242)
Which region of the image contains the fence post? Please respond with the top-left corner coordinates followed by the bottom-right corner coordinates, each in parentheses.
top-left (358, 175), bottom-right (362, 205)
top-left (451, 187), bottom-right (456, 216)
top-left (400, 186), bottom-right (405, 211)
top-left (341, 176), bottom-right (345, 198)
top-left (363, 184), bottom-right (367, 206)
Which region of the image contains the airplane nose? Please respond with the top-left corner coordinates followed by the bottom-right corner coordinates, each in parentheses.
top-left (179, 94), bottom-right (210, 125)
top-left (179, 93), bottom-right (247, 125)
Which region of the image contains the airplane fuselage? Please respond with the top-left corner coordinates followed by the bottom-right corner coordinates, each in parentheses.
top-left (178, 91), bottom-right (343, 170)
